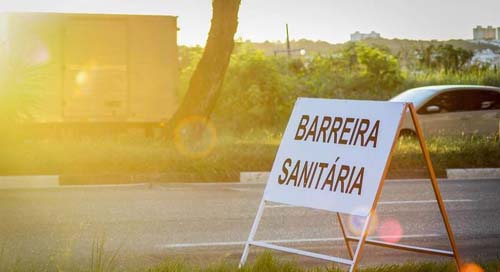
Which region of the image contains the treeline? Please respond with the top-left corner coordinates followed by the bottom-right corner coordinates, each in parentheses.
top-left (179, 42), bottom-right (500, 131)
top-left (416, 44), bottom-right (473, 72)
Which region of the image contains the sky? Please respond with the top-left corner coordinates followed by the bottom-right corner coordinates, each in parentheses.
top-left (1, 0), bottom-right (500, 46)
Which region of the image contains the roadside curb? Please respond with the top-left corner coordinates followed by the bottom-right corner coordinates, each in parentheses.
top-left (1, 169), bottom-right (499, 190)
top-left (240, 172), bottom-right (270, 184)
top-left (58, 183), bottom-right (152, 190)
top-left (0, 175), bottom-right (59, 189)
top-left (0, 175), bottom-right (152, 190)
top-left (447, 168), bottom-right (500, 180)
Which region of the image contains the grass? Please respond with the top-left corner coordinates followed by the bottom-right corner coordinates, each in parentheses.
top-left (391, 135), bottom-right (500, 177)
top-left (0, 233), bottom-right (122, 272)
top-left (0, 130), bottom-right (499, 182)
top-left (149, 252), bottom-right (499, 272)
top-left (2, 247), bottom-right (498, 272)
top-left (89, 233), bottom-right (121, 272)
top-left (402, 70), bottom-right (500, 93)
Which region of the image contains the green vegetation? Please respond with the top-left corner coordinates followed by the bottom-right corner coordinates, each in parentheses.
top-left (178, 41), bottom-right (500, 132)
top-left (89, 234), bottom-right (121, 272)
top-left (416, 44), bottom-right (473, 72)
top-left (150, 252), bottom-right (499, 272)
top-left (250, 38), bottom-right (500, 59)
top-left (1, 248), bottom-right (498, 272)
top-left (1, 132), bottom-right (498, 181)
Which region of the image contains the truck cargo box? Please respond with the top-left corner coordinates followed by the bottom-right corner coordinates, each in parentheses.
top-left (1, 12), bottom-right (179, 124)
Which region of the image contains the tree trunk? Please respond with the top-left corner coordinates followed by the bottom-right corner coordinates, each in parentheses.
top-left (165, 0), bottom-right (241, 139)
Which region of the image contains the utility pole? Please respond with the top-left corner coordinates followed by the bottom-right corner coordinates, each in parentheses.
top-left (286, 23), bottom-right (291, 57)
top-left (273, 24), bottom-right (305, 57)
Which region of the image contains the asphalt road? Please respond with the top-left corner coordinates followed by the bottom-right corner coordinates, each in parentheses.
top-left (0, 179), bottom-right (499, 270)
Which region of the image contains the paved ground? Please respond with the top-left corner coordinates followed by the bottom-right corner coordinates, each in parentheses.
top-left (0, 179), bottom-right (499, 270)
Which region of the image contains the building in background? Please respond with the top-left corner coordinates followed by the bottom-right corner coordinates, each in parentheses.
top-left (1, 12), bottom-right (179, 130)
top-left (473, 25), bottom-right (498, 41)
top-left (350, 31), bottom-right (381, 42)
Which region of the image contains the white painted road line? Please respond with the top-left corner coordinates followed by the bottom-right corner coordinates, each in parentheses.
top-left (266, 199), bottom-right (476, 208)
top-left (159, 234), bottom-right (441, 249)
top-left (378, 199), bottom-right (476, 205)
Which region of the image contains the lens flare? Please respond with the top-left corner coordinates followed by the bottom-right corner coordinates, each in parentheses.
top-left (174, 115), bottom-right (217, 159)
top-left (461, 263), bottom-right (484, 272)
top-left (377, 218), bottom-right (403, 243)
top-left (75, 71), bottom-right (89, 86)
top-left (32, 46), bottom-right (50, 64)
top-left (29, 39), bottom-right (50, 65)
top-left (347, 212), bottom-right (378, 236)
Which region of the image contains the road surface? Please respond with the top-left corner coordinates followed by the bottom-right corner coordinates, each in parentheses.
top-left (0, 179), bottom-right (499, 270)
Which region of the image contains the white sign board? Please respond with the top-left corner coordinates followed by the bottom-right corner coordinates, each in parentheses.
top-left (263, 98), bottom-right (406, 216)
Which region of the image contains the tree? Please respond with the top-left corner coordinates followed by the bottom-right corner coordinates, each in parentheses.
top-left (340, 43), bottom-right (403, 95)
top-left (356, 44), bottom-right (403, 92)
top-left (165, 0), bottom-right (241, 139)
top-left (417, 44), bottom-right (473, 72)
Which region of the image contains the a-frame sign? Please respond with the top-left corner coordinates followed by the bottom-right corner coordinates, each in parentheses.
top-left (239, 98), bottom-right (461, 271)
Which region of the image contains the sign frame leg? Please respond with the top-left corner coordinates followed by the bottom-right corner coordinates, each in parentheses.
top-left (337, 213), bottom-right (354, 259)
top-left (348, 212), bottom-right (375, 272)
top-left (349, 103), bottom-right (409, 271)
top-left (408, 103), bottom-right (463, 270)
top-left (239, 198), bottom-right (266, 268)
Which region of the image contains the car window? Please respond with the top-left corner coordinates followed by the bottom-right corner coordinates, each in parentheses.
top-left (418, 91), bottom-right (465, 114)
top-left (419, 89), bottom-right (500, 114)
top-left (478, 91), bottom-right (500, 110)
top-left (459, 90), bottom-right (500, 111)
top-left (461, 91), bottom-right (483, 111)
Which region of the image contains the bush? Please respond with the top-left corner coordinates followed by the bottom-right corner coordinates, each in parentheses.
top-left (210, 42), bottom-right (406, 132)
